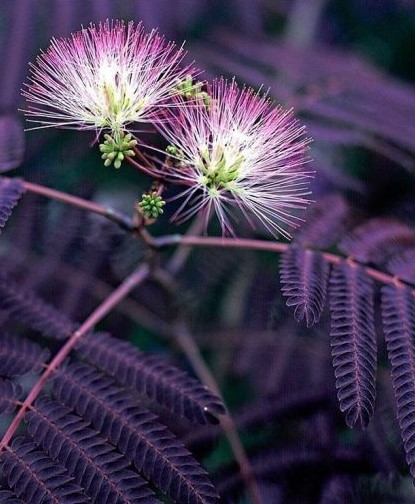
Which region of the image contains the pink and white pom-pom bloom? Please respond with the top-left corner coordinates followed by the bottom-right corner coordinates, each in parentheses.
top-left (158, 79), bottom-right (313, 238)
top-left (22, 20), bottom-right (193, 133)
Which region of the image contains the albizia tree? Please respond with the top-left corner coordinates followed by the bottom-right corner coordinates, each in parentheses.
top-left (0, 18), bottom-right (324, 504)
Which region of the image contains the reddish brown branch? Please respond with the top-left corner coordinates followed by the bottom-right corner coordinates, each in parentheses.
top-left (154, 234), bottom-right (415, 296)
top-left (22, 180), bottom-right (136, 231)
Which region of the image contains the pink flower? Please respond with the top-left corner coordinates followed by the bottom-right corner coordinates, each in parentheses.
top-left (158, 79), bottom-right (313, 238)
top-left (22, 20), bottom-right (193, 134)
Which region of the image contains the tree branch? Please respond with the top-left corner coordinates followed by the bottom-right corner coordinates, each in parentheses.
top-left (154, 234), bottom-right (415, 296)
top-left (21, 179), bottom-right (136, 231)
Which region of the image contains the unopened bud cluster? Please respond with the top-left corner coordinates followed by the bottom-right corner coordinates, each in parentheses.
top-left (138, 192), bottom-right (166, 219)
top-left (99, 133), bottom-right (137, 169)
top-left (165, 145), bottom-right (187, 169)
top-left (175, 75), bottom-right (210, 107)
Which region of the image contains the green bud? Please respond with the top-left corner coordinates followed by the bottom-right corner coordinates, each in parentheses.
top-left (138, 192), bottom-right (166, 219)
top-left (174, 76), bottom-right (211, 107)
top-left (99, 131), bottom-right (136, 169)
top-left (166, 145), bottom-right (186, 168)
top-left (166, 145), bottom-right (178, 155)
top-left (200, 92), bottom-right (211, 108)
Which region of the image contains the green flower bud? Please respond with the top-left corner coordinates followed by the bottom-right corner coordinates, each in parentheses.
top-left (166, 145), bottom-right (179, 156)
top-left (99, 131), bottom-right (137, 169)
top-left (166, 145), bottom-right (186, 168)
top-left (138, 192), bottom-right (166, 219)
top-left (174, 75), bottom-right (211, 107)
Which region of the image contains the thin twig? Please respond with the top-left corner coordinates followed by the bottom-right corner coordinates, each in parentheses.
top-left (126, 154), bottom-right (166, 181)
top-left (0, 264), bottom-right (149, 453)
top-left (21, 179), bottom-right (136, 231)
top-left (154, 234), bottom-right (415, 296)
top-left (172, 320), bottom-right (264, 504)
top-left (12, 176), bottom-right (414, 296)
top-left (155, 234), bottom-right (288, 252)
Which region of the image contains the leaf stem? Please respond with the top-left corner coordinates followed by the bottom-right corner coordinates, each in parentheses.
top-left (8, 176), bottom-right (413, 296)
top-left (0, 264), bottom-right (149, 453)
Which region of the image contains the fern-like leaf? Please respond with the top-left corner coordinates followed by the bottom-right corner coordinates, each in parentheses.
top-left (382, 284), bottom-right (415, 479)
top-left (0, 438), bottom-right (88, 503)
top-left (339, 218), bottom-right (415, 265)
top-left (0, 333), bottom-right (50, 377)
top-left (0, 177), bottom-right (25, 235)
top-left (77, 333), bottom-right (225, 424)
top-left (0, 275), bottom-right (76, 339)
top-left (0, 379), bottom-right (21, 415)
top-left (293, 194), bottom-right (350, 248)
top-left (53, 362), bottom-right (220, 504)
top-left (280, 247), bottom-right (330, 327)
top-left (25, 398), bottom-right (157, 503)
top-left (329, 262), bottom-right (377, 429)
top-left (0, 488), bottom-right (24, 503)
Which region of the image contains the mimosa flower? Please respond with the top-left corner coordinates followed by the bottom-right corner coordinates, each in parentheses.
top-left (22, 20), bottom-right (193, 134)
top-left (158, 79), bottom-right (313, 238)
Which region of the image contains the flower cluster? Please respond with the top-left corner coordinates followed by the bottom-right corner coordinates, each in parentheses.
top-left (23, 20), bottom-right (192, 134)
top-left (159, 80), bottom-right (312, 237)
top-left (22, 20), bottom-right (312, 239)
